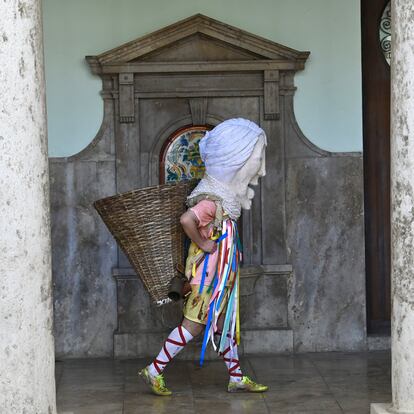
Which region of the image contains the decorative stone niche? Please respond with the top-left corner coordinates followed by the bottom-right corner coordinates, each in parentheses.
top-left (50, 14), bottom-right (366, 359)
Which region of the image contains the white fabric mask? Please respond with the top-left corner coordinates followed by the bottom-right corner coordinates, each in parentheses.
top-left (187, 118), bottom-right (267, 219)
top-left (228, 136), bottom-right (266, 211)
top-left (199, 118), bottom-right (267, 183)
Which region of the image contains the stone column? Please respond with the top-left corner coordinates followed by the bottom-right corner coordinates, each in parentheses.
top-left (371, 1), bottom-right (414, 413)
top-left (0, 1), bottom-right (57, 413)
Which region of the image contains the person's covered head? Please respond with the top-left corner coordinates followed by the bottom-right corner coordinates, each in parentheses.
top-left (198, 118), bottom-right (267, 210)
top-left (199, 117), bottom-right (267, 184)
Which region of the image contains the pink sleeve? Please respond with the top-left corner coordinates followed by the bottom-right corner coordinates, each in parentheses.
top-left (190, 199), bottom-right (216, 228)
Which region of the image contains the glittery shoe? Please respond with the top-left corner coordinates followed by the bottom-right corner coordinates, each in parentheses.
top-left (227, 375), bottom-right (268, 393)
top-left (138, 366), bottom-right (172, 396)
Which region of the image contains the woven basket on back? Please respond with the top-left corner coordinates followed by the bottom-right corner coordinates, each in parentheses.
top-left (93, 180), bottom-right (196, 306)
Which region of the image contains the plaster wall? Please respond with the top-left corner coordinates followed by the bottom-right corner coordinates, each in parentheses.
top-left (43, 0), bottom-right (362, 156)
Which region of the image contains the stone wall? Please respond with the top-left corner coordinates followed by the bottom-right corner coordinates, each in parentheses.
top-left (286, 155), bottom-right (365, 352)
top-left (50, 100), bottom-right (118, 358)
top-left (49, 97), bottom-right (366, 358)
top-left (49, 15), bottom-right (366, 358)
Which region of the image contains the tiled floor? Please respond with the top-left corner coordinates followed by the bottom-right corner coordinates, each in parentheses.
top-left (56, 351), bottom-right (391, 414)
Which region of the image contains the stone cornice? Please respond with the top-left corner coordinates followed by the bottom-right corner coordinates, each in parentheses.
top-left (86, 13), bottom-right (309, 74)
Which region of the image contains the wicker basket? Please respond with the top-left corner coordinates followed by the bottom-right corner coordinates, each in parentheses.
top-left (93, 180), bottom-right (196, 306)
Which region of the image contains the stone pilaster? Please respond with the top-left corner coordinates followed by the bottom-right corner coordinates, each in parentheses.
top-left (371, 0), bottom-right (414, 413)
top-left (0, 1), bottom-right (56, 413)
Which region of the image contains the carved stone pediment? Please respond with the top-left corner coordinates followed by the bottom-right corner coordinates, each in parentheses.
top-left (136, 32), bottom-right (264, 62)
top-left (85, 14), bottom-right (310, 123)
top-left (86, 13), bottom-right (309, 73)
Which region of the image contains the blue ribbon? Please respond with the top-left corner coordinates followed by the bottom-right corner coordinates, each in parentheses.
top-left (216, 232), bottom-right (228, 243)
top-left (199, 276), bottom-right (218, 366)
top-left (219, 279), bottom-right (237, 353)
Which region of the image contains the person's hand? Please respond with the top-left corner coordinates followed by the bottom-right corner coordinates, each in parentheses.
top-left (200, 239), bottom-right (217, 254)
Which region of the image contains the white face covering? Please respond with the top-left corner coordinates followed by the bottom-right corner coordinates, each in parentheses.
top-left (187, 119), bottom-right (267, 219)
top-left (228, 135), bottom-right (266, 210)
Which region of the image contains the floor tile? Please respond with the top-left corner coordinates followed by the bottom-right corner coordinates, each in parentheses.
top-left (56, 352), bottom-right (392, 414)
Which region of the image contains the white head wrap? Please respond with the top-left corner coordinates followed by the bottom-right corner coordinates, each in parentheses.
top-left (199, 117), bottom-right (267, 183)
top-left (187, 118), bottom-right (267, 220)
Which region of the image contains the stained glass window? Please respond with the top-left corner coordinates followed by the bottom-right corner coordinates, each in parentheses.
top-left (161, 125), bottom-right (210, 183)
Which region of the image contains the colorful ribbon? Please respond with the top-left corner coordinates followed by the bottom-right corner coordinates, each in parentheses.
top-left (198, 219), bottom-right (242, 366)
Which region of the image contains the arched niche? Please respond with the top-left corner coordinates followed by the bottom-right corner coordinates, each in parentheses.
top-left (159, 124), bottom-right (210, 184)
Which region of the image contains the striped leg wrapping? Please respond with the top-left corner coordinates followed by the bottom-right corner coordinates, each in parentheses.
top-left (149, 325), bottom-right (193, 376)
top-left (215, 331), bottom-right (243, 381)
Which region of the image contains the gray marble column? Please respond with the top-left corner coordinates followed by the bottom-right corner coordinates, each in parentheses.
top-left (371, 1), bottom-right (414, 413)
top-left (0, 1), bottom-right (57, 413)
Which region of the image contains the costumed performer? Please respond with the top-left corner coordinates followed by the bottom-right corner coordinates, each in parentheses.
top-left (139, 117), bottom-right (268, 396)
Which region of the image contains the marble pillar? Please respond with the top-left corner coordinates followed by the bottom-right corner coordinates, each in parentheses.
top-left (371, 1), bottom-right (414, 413)
top-left (0, 1), bottom-right (57, 413)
